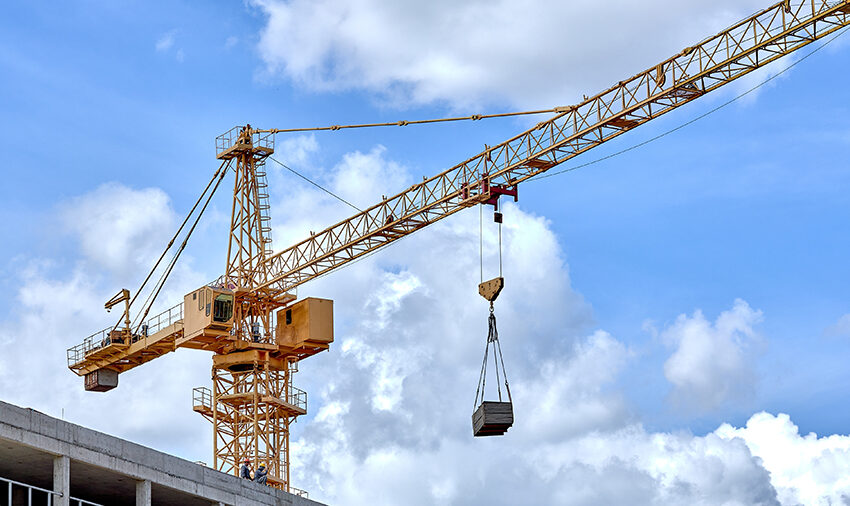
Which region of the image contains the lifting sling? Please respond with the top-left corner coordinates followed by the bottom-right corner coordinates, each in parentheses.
top-left (472, 302), bottom-right (514, 437)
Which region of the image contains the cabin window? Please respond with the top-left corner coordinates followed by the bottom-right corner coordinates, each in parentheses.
top-left (213, 294), bottom-right (234, 322)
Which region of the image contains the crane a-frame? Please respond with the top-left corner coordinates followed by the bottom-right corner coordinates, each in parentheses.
top-left (66, 0), bottom-right (850, 494)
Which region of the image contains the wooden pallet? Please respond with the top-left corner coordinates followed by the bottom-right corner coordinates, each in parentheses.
top-left (472, 401), bottom-right (513, 437)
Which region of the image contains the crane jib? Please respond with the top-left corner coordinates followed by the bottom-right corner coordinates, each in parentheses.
top-left (257, 0), bottom-right (850, 297)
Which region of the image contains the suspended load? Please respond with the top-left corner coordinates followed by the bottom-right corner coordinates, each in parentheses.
top-left (472, 277), bottom-right (513, 437)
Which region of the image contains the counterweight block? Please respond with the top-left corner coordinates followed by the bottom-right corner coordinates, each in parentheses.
top-left (84, 368), bottom-right (118, 392)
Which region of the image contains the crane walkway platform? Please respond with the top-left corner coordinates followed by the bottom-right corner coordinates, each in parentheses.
top-left (193, 386), bottom-right (308, 419)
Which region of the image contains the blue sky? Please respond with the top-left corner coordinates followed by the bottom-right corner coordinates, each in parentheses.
top-left (2, 1), bottom-right (850, 504)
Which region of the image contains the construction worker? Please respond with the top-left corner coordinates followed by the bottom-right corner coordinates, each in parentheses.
top-left (254, 464), bottom-right (268, 485)
top-left (239, 458), bottom-right (251, 479)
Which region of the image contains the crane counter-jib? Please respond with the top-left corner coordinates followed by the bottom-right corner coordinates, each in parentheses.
top-left (67, 302), bottom-right (185, 374)
top-left (256, 0), bottom-right (850, 297)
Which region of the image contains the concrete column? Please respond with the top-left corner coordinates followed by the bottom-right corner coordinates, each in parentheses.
top-left (136, 479), bottom-right (152, 506)
top-left (53, 455), bottom-right (70, 506)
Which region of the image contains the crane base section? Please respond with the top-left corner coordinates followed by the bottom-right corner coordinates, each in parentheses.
top-left (472, 401), bottom-right (513, 437)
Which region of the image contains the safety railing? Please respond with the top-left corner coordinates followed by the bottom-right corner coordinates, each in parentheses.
top-left (193, 386), bottom-right (212, 411)
top-left (144, 302), bottom-right (183, 335)
top-left (215, 126), bottom-right (275, 158)
top-left (207, 275), bottom-right (229, 289)
top-left (67, 327), bottom-right (112, 366)
top-left (193, 384), bottom-right (306, 412)
top-left (290, 486), bottom-right (309, 498)
top-left (2, 475), bottom-right (103, 506)
top-left (287, 385), bottom-right (307, 412)
top-left (67, 303), bottom-right (184, 367)
top-left (206, 275), bottom-right (297, 304)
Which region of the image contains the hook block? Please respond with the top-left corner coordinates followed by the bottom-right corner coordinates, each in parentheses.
top-left (478, 277), bottom-right (504, 302)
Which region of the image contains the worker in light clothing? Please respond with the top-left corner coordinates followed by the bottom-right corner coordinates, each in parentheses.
top-left (240, 458), bottom-right (252, 479)
top-left (254, 464), bottom-right (268, 485)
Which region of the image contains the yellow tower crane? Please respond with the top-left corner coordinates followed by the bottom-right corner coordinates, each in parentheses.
top-left (67, 0), bottom-right (850, 495)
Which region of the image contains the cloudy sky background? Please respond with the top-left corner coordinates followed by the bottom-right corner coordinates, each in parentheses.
top-left (1, 1), bottom-right (850, 504)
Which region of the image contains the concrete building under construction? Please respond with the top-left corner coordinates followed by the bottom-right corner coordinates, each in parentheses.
top-left (0, 400), bottom-right (323, 506)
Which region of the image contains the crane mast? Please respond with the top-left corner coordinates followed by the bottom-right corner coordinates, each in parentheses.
top-left (208, 127), bottom-right (302, 490)
top-left (66, 0), bottom-right (850, 495)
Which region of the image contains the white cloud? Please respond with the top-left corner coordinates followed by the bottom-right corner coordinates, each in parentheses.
top-left (58, 183), bottom-right (174, 277)
top-left (717, 412), bottom-right (850, 505)
top-left (0, 263), bottom-right (212, 463)
top-left (296, 331), bottom-right (799, 506)
top-left (517, 330), bottom-right (631, 442)
top-left (155, 30), bottom-right (184, 62)
top-left (267, 136), bottom-right (836, 506)
top-left (0, 183), bottom-right (211, 460)
top-left (155, 30), bottom-right (176, 52)
top-left (662, 299), bottom-right (763, 412)
top-left (340, 270), bottom-right (427, 412)
top-left (275, 133), bottom-right (319, 168)
top-left (267, 139), bottom-right (411, 250)
top-left (731, 53), bottom-right (799, 106)
top-left (8, 136), bottom-right (850, 505)
top-left (826, 313), bottom-right (850, 338)
top-left (251, 0), bottom-right (768, 109)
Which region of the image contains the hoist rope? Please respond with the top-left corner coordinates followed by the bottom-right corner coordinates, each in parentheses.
top-left (479, 205), bottom-right (483, 284)
top-left (498, 223), bottom-right (503, 277)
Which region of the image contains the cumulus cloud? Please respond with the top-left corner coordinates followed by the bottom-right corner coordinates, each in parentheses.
top-left (267, 137), bottom-right (412, 249)
top-left (155, 30), bottom-right (184, 62)
top-left (267, 137), bottom-right (842, 505)
top-left (826, 313), bottom-right (850, 338)
top-left (261, 135), bottom-right (837, 505)
top-left (717, 412), bottom-right (850, 505)
top-left (662, 299), bottom-right (763, 412)
top-left (7, 136), bottom-right (850, 506)
top-left (251, 0), bottom-right (768, 109)
top-left (516, 331), bottom-right (631, 442)
top-left (0, 183), bottom-right (211, 459)
top-left (155, 30), bottom-right (176, 52)
top-left (59, 183), bottom-right (175, 277)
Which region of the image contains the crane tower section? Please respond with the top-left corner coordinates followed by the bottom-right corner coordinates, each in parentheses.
top-left (186, 127), bottom-right (333, 490)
